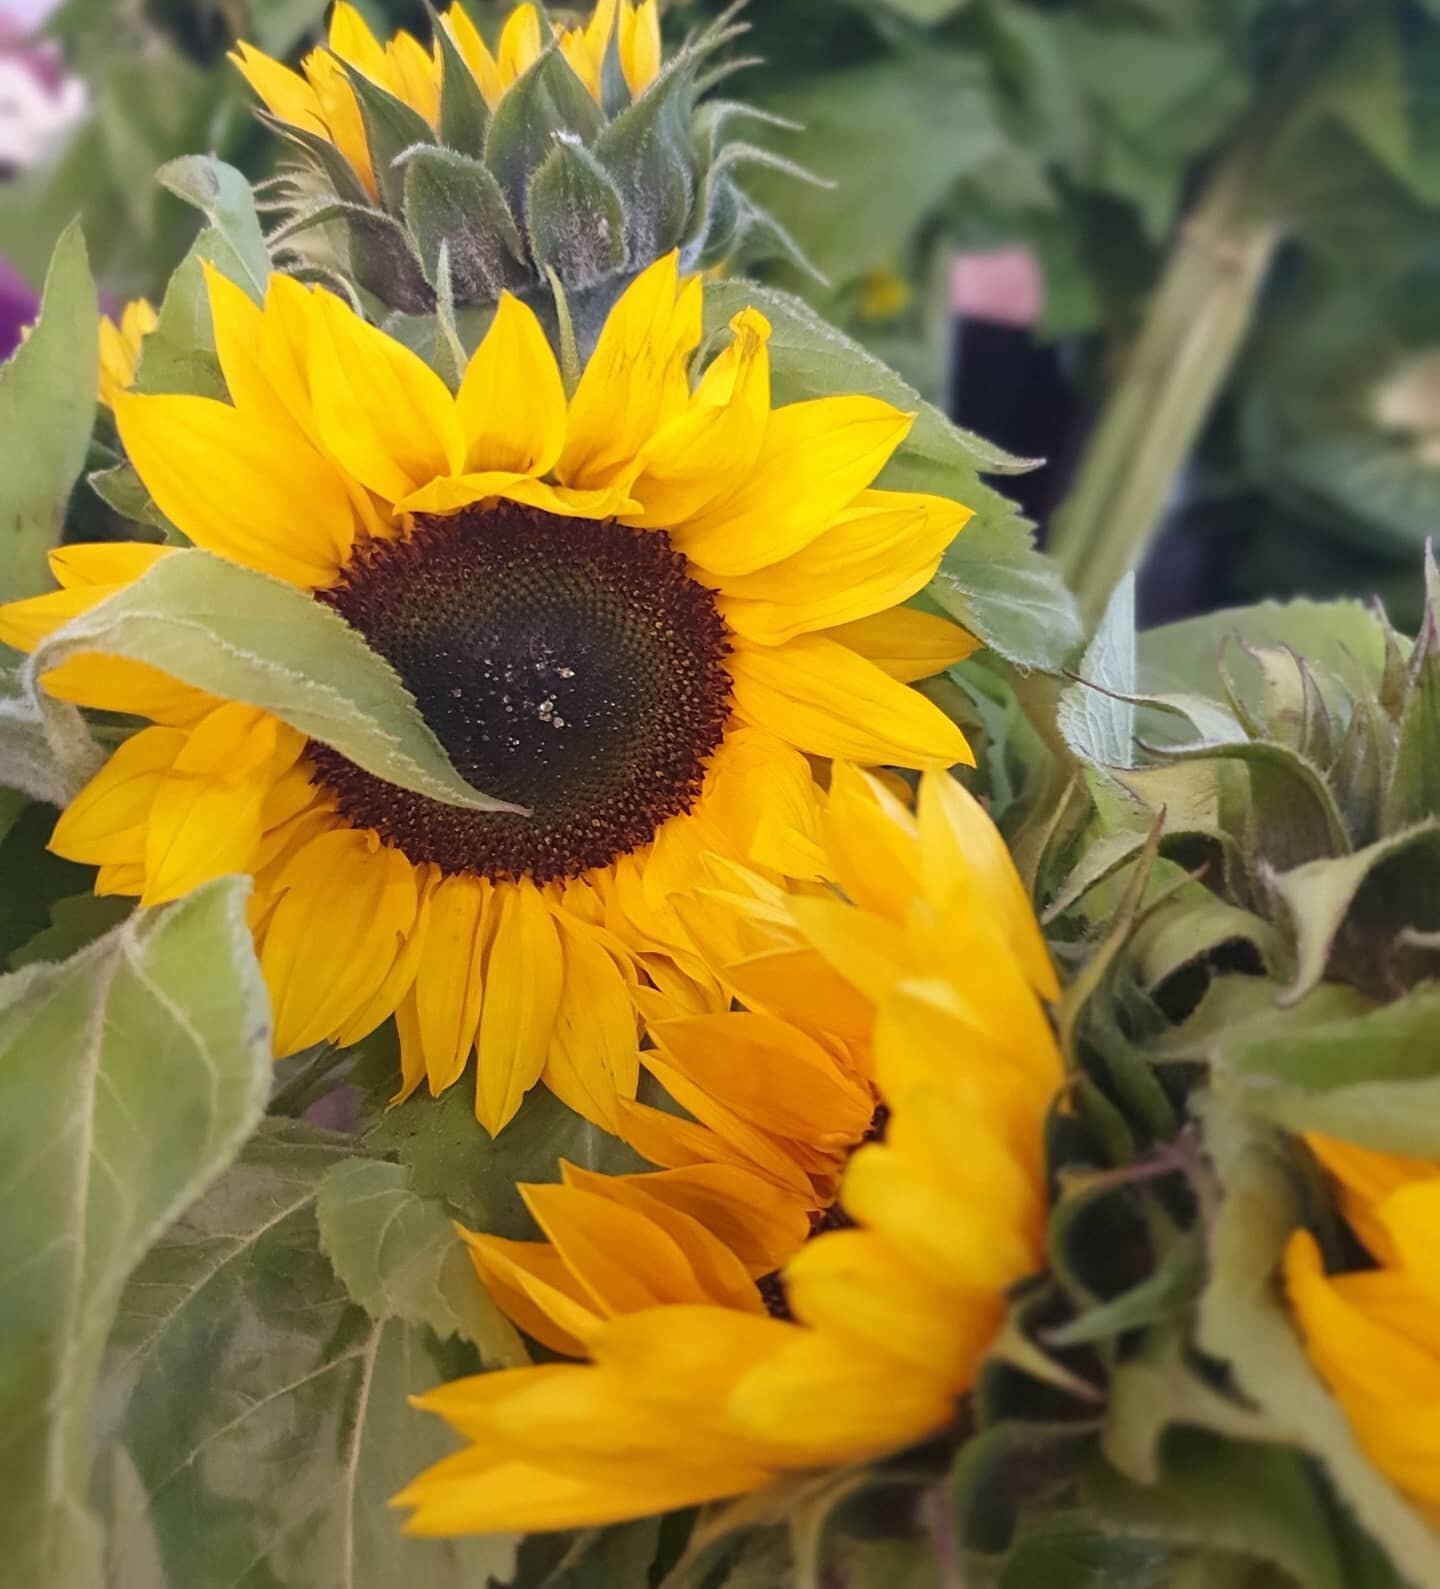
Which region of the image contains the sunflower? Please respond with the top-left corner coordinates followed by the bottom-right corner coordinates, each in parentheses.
top-left (232, 1), bottom-right (660, 202)
top-left (1285, 1135), bottom-right (1440, 1515)
top-left (0, 257), bottom-right (975, 1134)
top-left (397, 767), bottom-right (1061, 1533)
top-left (97, 298), bottom-right (156, 407)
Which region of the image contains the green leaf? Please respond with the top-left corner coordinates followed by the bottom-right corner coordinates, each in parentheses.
top-left (744, 52), bottom-right (1006, 287)
top-left (27, 548), bottom-right (523, 814)
top-left (528, 136), bottom-right (629, 289)
top-left (0, 223), bottom-right (97, 602)
top-left (97, 1121), bottom-right (518, 1589)
top-left (1196, 1103), bottom-right (1440, 1589)
top-left (155, 156), bottom-right (270, 298)
top-left (0, 677), bottom-right (103, 806)
top-left (317, 1156), bottom-right (526, 1364)
top-left (1079, 1433), bottom-right (1349, 1589)
top-left (1127, 897), bottom-right (1284, 991)
top-left (7, 891), bottom-right (132, 970)
top-left (0, 879), bottom-right (271, 1589)
top-left (1059, 573), bottom-right (1138, 769)
top-left (701, 279), bottom-right (1080, 671)
top-left (133, 228), bottom-right (257, 401)
top-left (1137, 600), bottom-right (1393, 719)
top-left (1215, 987), bottom-right (1440, 1156)
top-left (364, 1075), bottom-right (648, 1237)
top-left (86, 460), bottom-right (175, 538)
top-left (400, 146), bottom-right (526, 301)
top-left (485, 48), bottom-right (605, 226)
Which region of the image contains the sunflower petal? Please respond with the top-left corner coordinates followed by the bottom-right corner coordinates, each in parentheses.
top-left (728, 635), bottom-right (974, 768)
top-left (456, 293), bottom-right (567, 475)
top-left (474, 882), bottom-right (564, 1134)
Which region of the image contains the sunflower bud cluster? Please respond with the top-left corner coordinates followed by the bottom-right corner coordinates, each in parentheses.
top-left (235, 2), bottom-right (806, 344)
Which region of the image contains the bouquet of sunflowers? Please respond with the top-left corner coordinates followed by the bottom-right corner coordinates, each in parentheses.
top-left (3, 6), bottom-right (1440, 1589)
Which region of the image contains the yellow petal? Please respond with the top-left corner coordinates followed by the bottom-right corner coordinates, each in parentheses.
top-left (306, 289), bottom-right (464, 502)
top-left (413, 871), bottom-right (491, 1094)
top-left (671, 398), bottom-right (913, 576)
top-left (40, 655), bottom-right (213, 727)
top-left (619, 0), bottom-right (661, 94)
top-left (458, 1230), bottom-right (600, 1355)
top-left (718, 490), bottom-right (970, 645)
top-left (400, 1450), bottom-right (769, 1535)
top-left (48, 540), bottom-right (173, 590)
top-left (229, 42), bottom-right (325, 134)
top-left (327, 2), bottom-right (389, 79)
top-left (824, 605), bottom-right (980, 681)
top-left (556, 1163), bottom-right (763, 1312)
top-left (542, 916), bottom-right (640, 1130)
top-left (785, 1227), bottom-right (999, 1379)
top-left (456, 292), bottom-right (567, 475)
top-left (0, 584), bottom-right (121, 653)
top-left (397, 472), bottom-right (636, 519)
top-left (623, 308), bottom-right (772, 529)
top-left (728, 635), bottom-right (974, 768)
top-left (49, 727), bottom-right (186, 865)
top-left (557, 255), bottom-right (700, 490)
top-left (474, 881), bottom-right (563, 1134)
top-left (728, 1329), bottom-right (952, 1460)
top-left (917, 769), bottom-right (1059, 1000)
top-left (260, 828), bottom-right (419, 1054)
top-left (302, 47), bottom-right (377, 199)
top-left (113, 391), bottom-right (353, 585)
top-left (649, 1011), bottom-right (871, 1142)
top-left (442, 6), bottom-right (503, 108)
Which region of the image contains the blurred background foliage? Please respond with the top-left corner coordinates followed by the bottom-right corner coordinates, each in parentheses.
top-left (7, 0), bottom-right (1440, 627)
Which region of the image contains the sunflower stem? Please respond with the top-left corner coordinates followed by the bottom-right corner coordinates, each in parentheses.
top-left (1047, 143), bottom-right (1280, 625)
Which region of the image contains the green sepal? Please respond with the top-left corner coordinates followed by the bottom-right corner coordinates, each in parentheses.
top-left (595, 54), bottom-right (696, 262)
top-left (527, 135), bottom-right (629, 288)
top-left (340, 62), bottom-right (438, 213)
top-left (484, 47), bottom-right (605, 225)
top-left (432, 8), bottom-right (491, 155)
top-left (274, 201), bottom-right (435, 313)
top-left (260, 110), bottom-right (373, 207)
top-left (1383, 551), bottom-right (1440, 830)
top-left (400, 146), bottom-right (527, 300)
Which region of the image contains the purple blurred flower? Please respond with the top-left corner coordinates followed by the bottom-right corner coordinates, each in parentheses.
top-left (0, 256), bottom-right (38, 361)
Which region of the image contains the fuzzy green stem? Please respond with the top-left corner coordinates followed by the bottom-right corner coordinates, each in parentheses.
top-left (1049, 144), bottom-right (1281, 623)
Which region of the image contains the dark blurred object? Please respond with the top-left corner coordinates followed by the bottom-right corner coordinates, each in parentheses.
top-left (0, 256), bottom-right (38, 359)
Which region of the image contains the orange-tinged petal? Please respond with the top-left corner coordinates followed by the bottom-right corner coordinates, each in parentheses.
top-left (49, 727), bottom-right (185, 865)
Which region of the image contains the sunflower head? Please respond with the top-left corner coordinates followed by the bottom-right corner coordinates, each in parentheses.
top-left (234, 1), bottom-right (803, 332)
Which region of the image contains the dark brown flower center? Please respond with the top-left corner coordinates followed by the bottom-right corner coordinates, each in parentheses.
top-left (308, 503), bottom-right (732, 883)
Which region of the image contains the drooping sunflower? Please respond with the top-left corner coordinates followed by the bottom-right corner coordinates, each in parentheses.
top-left (398, 767), bottom-right (1062, 1533)
top-left (0, 256), bottom-right (976, 1134)
top-left (1285, 1135), bottom-right (1440, 1515)
top-left (97, 298), bottom-right (156, 407)
top-left (232, 1), bottom-right (660, 202)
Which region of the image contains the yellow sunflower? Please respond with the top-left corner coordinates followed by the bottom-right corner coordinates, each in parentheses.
top-left (232, 2), bottom-right (660, 202)
top-left (0, 256), bottom-right (975, 1134)
top-left (97, 298), bottom-right (156, 407)
top-left (398, 767), bottom-right (1061, 1533)
top-left (1285, 1135), bottom-right (1440, 1515)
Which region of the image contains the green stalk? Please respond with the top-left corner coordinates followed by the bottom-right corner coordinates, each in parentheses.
top-left (1049, 143), bottom-right (1281, 623)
